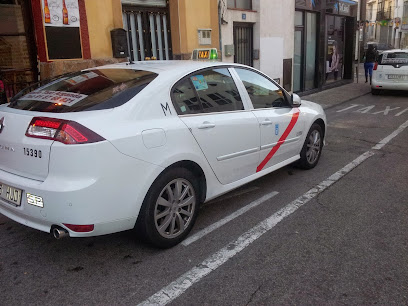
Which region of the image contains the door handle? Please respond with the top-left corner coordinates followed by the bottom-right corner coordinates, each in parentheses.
top-left (260, 119), bottom-right (273, 126)
top-left (198, 122), bottom-right (216, 129)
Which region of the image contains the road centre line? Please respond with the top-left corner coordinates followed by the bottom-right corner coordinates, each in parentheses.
top-left (138, 119), bottom-right (408, 306)
top-left (182, 191), bottom-right (279, 246)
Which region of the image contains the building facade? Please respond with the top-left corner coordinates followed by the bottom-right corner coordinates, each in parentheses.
top-left (1, 0), bottom-right (358, 100)
top-left (219, 0), bottom-right (295, 91)
top-left (0, 0), bottom-right (220, 99)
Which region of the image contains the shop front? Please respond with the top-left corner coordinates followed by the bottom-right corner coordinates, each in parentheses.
top-left (324, 0), bottom-right (357, 85)
top-left (294, 0), bottom-right (357, 94)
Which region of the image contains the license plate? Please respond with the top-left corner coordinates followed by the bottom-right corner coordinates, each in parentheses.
top-left (0, 182), bottom-right (22, 206)
top-left (388, 74), bottom-right (408, 80)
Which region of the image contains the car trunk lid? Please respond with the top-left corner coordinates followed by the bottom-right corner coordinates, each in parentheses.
top-left (0, 110), bottom-right (52, 181)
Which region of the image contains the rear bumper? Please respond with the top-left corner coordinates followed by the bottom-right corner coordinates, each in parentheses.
top-left (0, 142), bottom-right (163, 237)
top-left (371, 81), bottom-right (408, 91)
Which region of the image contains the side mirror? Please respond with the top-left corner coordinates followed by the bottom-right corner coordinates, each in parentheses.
top-left (291, 93), bottom-right (301, 107)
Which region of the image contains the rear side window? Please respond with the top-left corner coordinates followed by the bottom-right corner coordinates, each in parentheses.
top-left (8, 69), bottom-right (157, 112)
top-left (380, 52), bottom-right (408, 66)
top-left (172, 68), bottom-right (244, 115)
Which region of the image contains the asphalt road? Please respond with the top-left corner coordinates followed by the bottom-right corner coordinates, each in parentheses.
top-left (1, 90), bottom-right (408, 305)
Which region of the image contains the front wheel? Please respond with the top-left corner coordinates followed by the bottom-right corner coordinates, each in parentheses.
top-left (136, 168), bottom-right (199, 248)
top-left (298, 123), bottom-right (323, 169)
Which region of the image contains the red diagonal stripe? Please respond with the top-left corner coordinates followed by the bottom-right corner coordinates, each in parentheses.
top-left (256, 109), bottom-right (300, 173)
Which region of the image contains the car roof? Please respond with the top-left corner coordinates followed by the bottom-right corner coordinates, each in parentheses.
top-left (86, 60), bottom-right (248, 76)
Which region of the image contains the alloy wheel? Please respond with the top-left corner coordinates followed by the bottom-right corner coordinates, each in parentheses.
top-left (154, 178), bottom-right (196, 239)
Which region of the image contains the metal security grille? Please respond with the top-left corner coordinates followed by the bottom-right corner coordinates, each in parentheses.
top-left (122, 6), bottom-right (172, 61)
top-left (233, 23), bottom-right (253, 67)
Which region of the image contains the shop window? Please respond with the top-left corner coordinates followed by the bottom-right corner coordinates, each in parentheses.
top-left (227, 0), bottom-right (252, 10)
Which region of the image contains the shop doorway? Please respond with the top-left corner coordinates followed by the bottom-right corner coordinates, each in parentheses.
top-left (122, 5), bottom-right (172, 61)
top-left (294, 11), bottom-right (318, 93)
top-left (233, 23), bottom-right (253, 67)
top-left (0, 0), bottom-right (38, 99)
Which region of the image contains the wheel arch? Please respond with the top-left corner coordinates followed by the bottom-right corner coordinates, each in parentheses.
top-left (156, 160), bottom-right (207, 204)
top-left (313, 118), bottom-right (326, 141)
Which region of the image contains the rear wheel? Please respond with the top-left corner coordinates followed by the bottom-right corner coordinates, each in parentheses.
top-left (371, 88), bottom-right (381, 95)
top-left (136, 168), bottom-right (199, 248)
top-left (298, 123), bottom-right (323, 169)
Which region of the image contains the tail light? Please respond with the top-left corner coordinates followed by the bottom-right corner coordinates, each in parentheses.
top-left (373, 62), bottom-right (378, 71)
top-left (26, 117), bottom-right (105, 145)
top-left (63, 223), bottom-right (94, 232)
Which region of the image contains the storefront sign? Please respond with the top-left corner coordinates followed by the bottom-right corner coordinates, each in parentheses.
top-left (42, 0), bottom-right (80, 27)
top-left (326, 0), bottom-right (356, 16)
top-left (338, 2), bottom-right (350, 15)
top-left (41, 0), bottom-right (82, 60)
top-left (402, 17), bottom-right (408, 31)
top-left (295, 0), bottom-right (320, 10)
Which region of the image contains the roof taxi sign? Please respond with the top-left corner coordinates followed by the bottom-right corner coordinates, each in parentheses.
top-left (191, 48), bottom-right (218, 61)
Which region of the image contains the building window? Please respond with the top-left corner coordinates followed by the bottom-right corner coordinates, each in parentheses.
top-left (198, 29), bottom-right (212, 45)
top-left (227, 0), bottom-right (252, 10)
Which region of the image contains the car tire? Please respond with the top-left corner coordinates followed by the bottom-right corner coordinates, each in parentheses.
top-left (297, 123), bottom-right (323, 170)
top-left (371, 88), bottom-right (381, 95)
top-left (136, 168), bottom-right (200, 248)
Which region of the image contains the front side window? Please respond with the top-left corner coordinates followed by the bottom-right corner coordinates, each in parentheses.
top-left (234, 68), bottom-right (289, 109)
top-left (9, 69), bottom-right (157, 112)
top-left (172, 68), bottom-right (244, 115)
top-left (227, 0), bottom-right (252, 10)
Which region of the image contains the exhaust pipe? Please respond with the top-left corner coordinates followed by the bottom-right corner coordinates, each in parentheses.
top-left (52, 226), bottom-right (69, 239)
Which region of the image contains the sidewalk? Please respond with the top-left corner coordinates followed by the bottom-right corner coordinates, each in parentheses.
top-left (302, 64), bottom-right (371, 109)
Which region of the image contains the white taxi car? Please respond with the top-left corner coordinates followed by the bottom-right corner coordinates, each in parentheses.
top-left (372, 49), bottom-right (408, 95)
top-left (0, 61), bottom-right (326, 248)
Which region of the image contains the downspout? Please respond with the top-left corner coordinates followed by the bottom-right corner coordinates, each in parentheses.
top-left (218, 0), bottom-right (223, 61)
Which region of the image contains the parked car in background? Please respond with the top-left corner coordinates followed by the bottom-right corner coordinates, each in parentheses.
top-left (0, 61), bottom-right (326, 248)
top-left (365, 42), bottom-right (394, 59)
top-left (372, 49), bottom-right (408, 95)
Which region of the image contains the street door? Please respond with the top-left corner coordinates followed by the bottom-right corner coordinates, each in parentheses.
top-left (233, 23), bottom-right (253, 67)
top-left (233, 68), bottom-right (305, 171)
top-left (122, 5), bottom-right (172, 61)
top-left (171, 67), bottom-right (260, 185)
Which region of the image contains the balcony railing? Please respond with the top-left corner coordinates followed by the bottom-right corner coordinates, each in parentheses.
top-left (376, 8), bottom-right (393, 20)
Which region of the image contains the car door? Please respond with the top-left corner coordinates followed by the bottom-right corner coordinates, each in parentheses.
top-left (171, 67), bottom-right (260, 185)
top-left (233, 68), bottom-right (305, 172)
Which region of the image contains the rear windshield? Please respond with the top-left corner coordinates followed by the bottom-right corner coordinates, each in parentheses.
top-left (379, 52), bottom-right (408, 66)
top-left (8, 69), bottom-right (157, 112)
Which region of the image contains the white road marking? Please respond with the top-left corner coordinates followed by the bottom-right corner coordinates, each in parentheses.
top-left (182, 191), bottom-right (279, 246)
top-left (338, 104), bottom-right (408, 117)
top-left (372, 119), bottom-right (408, 150)
top-left (336, 104), bottom-right (361, 112)
top-left (396, 108), bottom-right (408, 117)
top-left (372, 106), bottom-right (400, 115)
top-left (138, 119), bottom-right (408, 306)
top-left (355, 105), bottom-right (375, 114)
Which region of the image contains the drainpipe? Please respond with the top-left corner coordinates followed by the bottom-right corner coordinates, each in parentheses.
top-left (355, 0), bottom-right (361, 83)
top-left (218, 1), bottom-right (223, 61)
